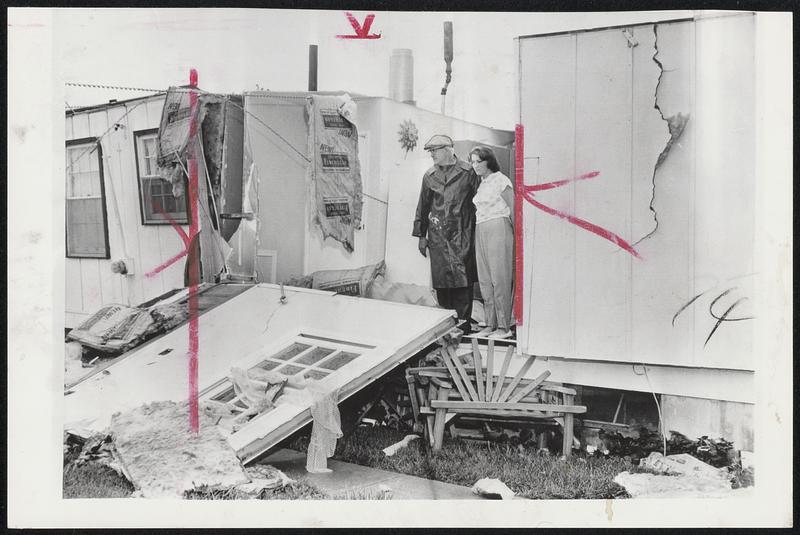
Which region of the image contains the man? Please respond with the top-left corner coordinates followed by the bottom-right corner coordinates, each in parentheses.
top-left (412, 134), bottom-right (480, 332)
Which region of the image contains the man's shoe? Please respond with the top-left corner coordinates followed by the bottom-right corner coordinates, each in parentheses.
top-left (475, 326), bottom-right (495, 337)
top-left (488, 329), bottom-right (513, 340)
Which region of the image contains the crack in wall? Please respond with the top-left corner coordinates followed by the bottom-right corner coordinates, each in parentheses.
top-left (634, 24), bottom-right (690, 246)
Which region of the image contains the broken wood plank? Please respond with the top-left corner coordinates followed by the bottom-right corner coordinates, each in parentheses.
top-left (508, 370), bottom-right (551, 403)
top-left (471, 338), bottom-right (485, 401)
top-left (491, 345), bottom-right (515, 402)
top-left (430, 400), bottom-right (587, 414)
top-left (405, 373), bottom-right (420, 421)
top-left (485, 339), bottom-right (495, 401)
top-left (439, 349), bottom-right (470, 401)
top-left (496, 354), bottom-right (537, 403)
top-left (445, 344), bottom-right (479, 401)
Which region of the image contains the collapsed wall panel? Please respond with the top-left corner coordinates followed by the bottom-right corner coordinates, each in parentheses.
top-left (64, 285), bottom-right (455, 460)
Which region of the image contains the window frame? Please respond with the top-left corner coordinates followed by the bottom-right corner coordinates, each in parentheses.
top-left (134, 128), bottom-right (189, 226)
top-left (65, 137), bottom-right (111, 259)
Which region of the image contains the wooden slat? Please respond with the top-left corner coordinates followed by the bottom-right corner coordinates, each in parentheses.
top-left (406, 366), bottom-right (448, 374)
top-left (539, 383), bottom-right (577, 396)
top-left (470, 339), bottom-right (485, 401)
top-left (440, 346), bottom-right (470, 401)
top-left (563, 394), bottom-right (575, 457)
top-left (441, 408), bottom-right (561, 419)
top-left (496, 355), bottom-right (537, 403)
top-left (405, 374), bottom-right (420, 420)
top-left (508, 370), bottom-right (551, 403)
top-left (492, 345), bottom-right (516, 402)
top-left (430, 400), bottom-right (587, 414)
top-left (445, 345), bottom-right (479, 401)
top-left (417, 370), bottom-right (452, 379)
top-left (485, 339), bottom-right (495, 401)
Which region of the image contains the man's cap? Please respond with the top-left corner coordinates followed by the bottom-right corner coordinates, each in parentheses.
top-left (423, 134), bottom-right (454, 151)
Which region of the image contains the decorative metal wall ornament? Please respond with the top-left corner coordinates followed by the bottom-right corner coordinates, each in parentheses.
top-left (397, 120), bottom-right (419, 157)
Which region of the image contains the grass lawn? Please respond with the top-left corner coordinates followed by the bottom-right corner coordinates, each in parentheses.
top-left (286, 426), bottom-right (637, 499)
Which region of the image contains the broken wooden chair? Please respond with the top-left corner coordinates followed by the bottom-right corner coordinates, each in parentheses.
top-left (406, 339), bottom-right (587, 457)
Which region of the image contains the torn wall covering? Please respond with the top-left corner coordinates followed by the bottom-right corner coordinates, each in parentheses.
top-left (306, 94), bottom-right (364, 252)
top-left (518, 14), bottom-right (756, 372)
top-left (155, 87), bottom-right (232, 282)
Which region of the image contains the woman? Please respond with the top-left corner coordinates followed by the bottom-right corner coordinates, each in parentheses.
top-left (469, 146), bottom-right (514, 339)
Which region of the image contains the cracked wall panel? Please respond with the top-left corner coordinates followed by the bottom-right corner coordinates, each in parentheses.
top-left (691, 14), bottom-right (755, 371)
top-left (630, 21), bottom-right (697, 367)
top-left (629, 24), bottom-right (673, 244)
top-left (518, 34), bottom-right (577, 356)
top-left (573, 28), bottom-right (633, 361)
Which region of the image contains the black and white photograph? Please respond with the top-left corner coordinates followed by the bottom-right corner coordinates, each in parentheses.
top-left (6, 5), bottom-right (793, 528)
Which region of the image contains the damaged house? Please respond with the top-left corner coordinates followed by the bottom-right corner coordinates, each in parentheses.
top-left (63, 11), bottom-right (765, 494)
top-left (63, 52), bottom-right (516, 467)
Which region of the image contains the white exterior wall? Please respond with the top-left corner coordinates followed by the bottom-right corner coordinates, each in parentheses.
top-left (382, 98), bottom-right (514, 286)
top-left (65, 96), bottom-right (188, 327)
top-left (517, 14), bottom-right (758, 376)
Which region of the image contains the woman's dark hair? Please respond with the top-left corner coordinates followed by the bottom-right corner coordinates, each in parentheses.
top-left (469, 146), bottom-right (501, 173)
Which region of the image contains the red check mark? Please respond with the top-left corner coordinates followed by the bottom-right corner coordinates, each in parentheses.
top-left (337, 12), bottom-right (381, 39)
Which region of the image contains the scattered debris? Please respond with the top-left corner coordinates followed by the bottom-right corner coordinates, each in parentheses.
top-left (472, 478), bottom-right (515, 500)
top-left (63, 431), bottom-right (127, 478)
top-left (591, 428), bottom-right (737, 468)
top-left (236, 465), bottom-right (294, 497)
top-left (614, 451), bottom-right (753, 498)
top-left (639, 451), bottom-right (723, 478)
top-left (306, 387), bottom-right (343, 473)
top-left (284, 261), bottom-right (385, 297)
top-left (64, 342), bottom-right (86, 386)
top-left (382, 434), bottom-right (419, 456)
top-left (613, 471), bottom-right (751, 499)
top-left (367, 277), bottom-right (439, 307)
top-left (110, 401), bottom-right (250, 498)
top-left (66, 305), bottom-right (155, 353)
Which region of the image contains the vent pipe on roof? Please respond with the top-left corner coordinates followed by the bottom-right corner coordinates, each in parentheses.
top-left (389, 49), bottom-right (415, 105)
top-left (308, 44), bottom-right (318, 91)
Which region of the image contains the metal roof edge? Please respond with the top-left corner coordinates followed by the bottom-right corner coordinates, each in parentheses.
top-left (515, 11), bottom-right (757, 41)
top-left (65, 92), bottom-right (167, 116)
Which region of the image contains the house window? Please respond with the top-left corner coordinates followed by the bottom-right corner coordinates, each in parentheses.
top-left (135, 129), bottom-right (188, 224)
top-left (66, 138), bottom-right (110, 258)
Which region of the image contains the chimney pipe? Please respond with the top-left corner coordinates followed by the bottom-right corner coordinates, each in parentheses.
top-left (389, 49), bottom-right (415, 105)
top-left (308, 44), bottom-right (318, 91)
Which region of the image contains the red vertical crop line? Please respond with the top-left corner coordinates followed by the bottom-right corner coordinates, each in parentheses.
top-left (514, 124), bottom-right (524, 327)
top-left (187, 69), bottom-right (200, 433)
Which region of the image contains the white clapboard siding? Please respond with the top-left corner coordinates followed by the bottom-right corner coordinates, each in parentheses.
top-left (65, 95), bottom-right (189, 327)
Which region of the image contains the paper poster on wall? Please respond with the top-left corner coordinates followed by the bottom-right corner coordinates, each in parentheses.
top-left (306, 94), bottom-right (363, 253)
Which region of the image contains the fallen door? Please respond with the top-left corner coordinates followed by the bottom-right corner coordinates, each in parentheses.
top-left (64, 284), bottom-right (456, 460)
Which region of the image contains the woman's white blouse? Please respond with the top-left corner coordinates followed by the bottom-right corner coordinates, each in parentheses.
top-left (473, 171), bottom-right (513, 225)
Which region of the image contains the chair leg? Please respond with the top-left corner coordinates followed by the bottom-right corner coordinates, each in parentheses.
top-left (432, 387), bottom-right (451, 451)
top-left (426, 383), bottom-right (437, 446)
top-left (562, 395), bottom-right (575, 458)
top-left (406, 374), bottom-right (420, 422)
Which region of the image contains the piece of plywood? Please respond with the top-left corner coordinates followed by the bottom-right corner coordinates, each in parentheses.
top-left (64, 284), bottom-right (455, 461)
top-left (518, 16), bottom-right (756, 372)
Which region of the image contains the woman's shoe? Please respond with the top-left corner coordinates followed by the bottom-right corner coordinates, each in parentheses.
top-left (489, 329), bottom-right (513, 339)
top-left (476, 326), bottom-right (495, 337)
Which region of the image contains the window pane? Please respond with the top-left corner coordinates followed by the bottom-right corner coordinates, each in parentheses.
top-left (67, 197), bottom-right (107, 256)
top-left (138, 133), bottom-right (188, 224)
top-left (318, 351), bottom-right (360, 371)
top-left (295, 347), bottom-right (335, 366)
